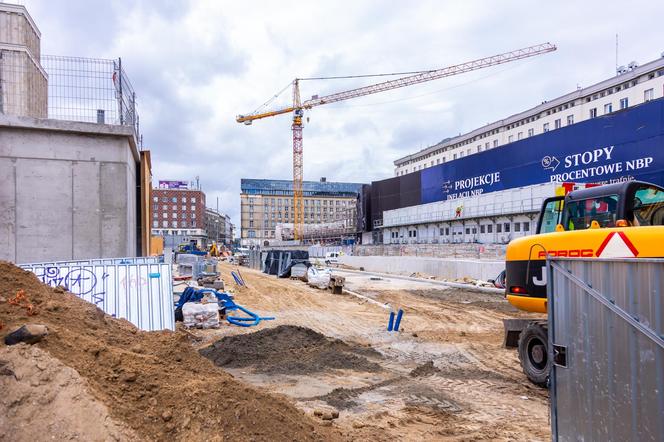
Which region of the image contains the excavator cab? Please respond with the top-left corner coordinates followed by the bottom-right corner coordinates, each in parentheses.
top-left (504, 180), bottom-right (664, 387)
top-left (536, 181), bottom-right (664, 234)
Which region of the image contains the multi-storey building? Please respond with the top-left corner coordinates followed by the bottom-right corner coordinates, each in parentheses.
top-left (362, 54), bottom-right (664, 245)
top-left (240, 178), bottom-right (364, 246)
top-left (394, 55), bottom-right (664, 176)
top-left (205, 208), bottom-right (233, 246)
top-left (151, 180), bottom-right (206, 246)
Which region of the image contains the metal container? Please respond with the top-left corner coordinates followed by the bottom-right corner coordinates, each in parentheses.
top-left (547, 257), bottom-right (664, 441)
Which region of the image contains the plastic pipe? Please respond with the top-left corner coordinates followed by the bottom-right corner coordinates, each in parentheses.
top-left (387, 311), bottom-right (395, 331)
top-left (393, 309), bottom-right (404, 332)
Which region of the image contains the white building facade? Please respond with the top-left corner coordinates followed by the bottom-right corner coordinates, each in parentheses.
top-left (394, 56), bottom-right (664, 176)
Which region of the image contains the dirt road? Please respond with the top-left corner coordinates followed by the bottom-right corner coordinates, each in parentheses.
top-left (194, 263), bottom-right (549, 441)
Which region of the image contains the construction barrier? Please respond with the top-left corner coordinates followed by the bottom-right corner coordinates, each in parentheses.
top-left (21, 258), bottom-right (174, 331)
top-left (548, 257), bottom-right (664, 441)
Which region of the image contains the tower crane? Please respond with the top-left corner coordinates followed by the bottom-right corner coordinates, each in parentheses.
top-left (237, 43), bottom-right (556, 241)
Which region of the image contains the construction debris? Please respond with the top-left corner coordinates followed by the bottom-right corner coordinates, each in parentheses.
top-left (4, 323), bottom-right (49, 345)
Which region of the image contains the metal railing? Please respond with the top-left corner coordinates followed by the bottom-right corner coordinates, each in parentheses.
top-left (0, 50), bottom-right (142, 144)
top-left (383, 197), bottom-right (544, 227)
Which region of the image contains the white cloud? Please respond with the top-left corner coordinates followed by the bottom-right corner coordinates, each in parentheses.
top-left (26, 0), bottom-right (664, 224)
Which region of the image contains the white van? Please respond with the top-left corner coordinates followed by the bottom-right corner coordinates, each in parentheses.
top-left (324, 251), bottom-right (340, 264)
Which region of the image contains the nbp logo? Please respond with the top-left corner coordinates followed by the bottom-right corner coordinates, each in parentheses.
top-left (541, 155), bottom-right (560, 172)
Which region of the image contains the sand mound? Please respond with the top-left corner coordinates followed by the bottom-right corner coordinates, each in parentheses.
top-left (0, 344), bottom-right (138, 442)
top-left (0, 261), bottom-right (338, 441)
top-left (200, 325), bottom-right (382, 375)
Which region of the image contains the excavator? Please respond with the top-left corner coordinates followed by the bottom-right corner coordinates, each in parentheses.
top-left (504, 180), bottom-right (664, 386)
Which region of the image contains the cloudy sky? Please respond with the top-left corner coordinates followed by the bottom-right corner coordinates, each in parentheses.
top-left (24, 0), bottom-right (664, 223)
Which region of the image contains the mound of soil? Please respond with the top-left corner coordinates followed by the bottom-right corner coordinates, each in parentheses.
top-left (409, 361), bottom-right (442, 377)
top-left (0, 262), bottom-right (339, 441)
top-left (200, 325), bottom-right (382, 375)
top-left (0, 344), bottom-right (138, 442)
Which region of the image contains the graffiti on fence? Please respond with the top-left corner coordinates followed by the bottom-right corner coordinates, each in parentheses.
top-left (33, 267), bottom-right (109, 306)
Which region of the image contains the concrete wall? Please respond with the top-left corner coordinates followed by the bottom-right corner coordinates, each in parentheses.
top-left (0, 114), bottom-right (140, 263)
top-left (338, 255), bottom-right (504, 281)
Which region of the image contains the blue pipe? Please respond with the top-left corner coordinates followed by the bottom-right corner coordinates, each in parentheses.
top-left (393, 309), bottom-right (404, 332)
top-left (387, 311), bottom-right (395, 331)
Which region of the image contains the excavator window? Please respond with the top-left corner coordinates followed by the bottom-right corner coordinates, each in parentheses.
top-left (564, 194), bottom-right (619, 230)
top-left (632, 185), bottom-right (664, 226)
top-left (538, 197), bottom-right (564, 234)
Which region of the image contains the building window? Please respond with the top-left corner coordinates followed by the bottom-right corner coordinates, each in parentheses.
top-left (477, 145), bottom-right (481, 152)
top-left (172, 220), bottom-right (178, 228)
top-left (589, 108), bottom-right (597, 118)
top-left (497, 223), bottom-right (502, 233)
top-left (543, 123), bottom-right (550, 132)
top-left (504, 222), bottom-right (511, 232)
top-left (567, 115), bottom-right (574, 125)
top-left (182, 197), bottom-right (186, 202)
top-left (517, 132), bottom-right (523, 140)
top-left (485, 142), bottom-right (490, 149)
top-left (453, 153), bottom-right (457, 160)
top-left (249, 220), bottom-right (254, 228)
top-left (170, 197), bottom-right (176, 203)
top-left (192, 213), bottom-right (196, 219)
top-left (472, 227), bottom-right (477, 234)
top-left (460, 152), bottom-right (464, 158)
top-left (153, 196), bottom-right (158, 202)
top-left (172, 213), bottom-right (177, 218)
top-left (487, 224), bottom-right (493, 233)
top-left (619, 97), bottom-right (628, 109)
top-left (162, 213), bottom-right (167, 219)
top-left (152, 221), bottom-right (158, 228)
top-left (508, 135), bottom-right (514, 143)
top-left (604, 103), bottom-right (613, 114)
top-left (528, 128), bottom-right (534, 137)
top-left (493, 140), bottom-right (498, 148)
top-left (554, 118), bottom-right (561, 129)
top-left (162, 204), bottom-right (167, 210)
top-left (162, 220), bottom-right (168, 227)
top-left (514, 222), bottom-right (521, 232)
top-left (644, 88), bottom-right (654, 101)
top-left (172, 205), bottom-right (177, 210)
top-left (523, 222), bottom-right (530, 232)
top-left (191, 205), bottom-right (196, 211)
top-left (191, 197), bottom-right (196, 203)
top-left (465, 227), bottom-right (470, 234)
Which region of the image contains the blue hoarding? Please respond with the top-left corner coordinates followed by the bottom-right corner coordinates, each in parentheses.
top-left (421, 98), bottom-right (664, 203)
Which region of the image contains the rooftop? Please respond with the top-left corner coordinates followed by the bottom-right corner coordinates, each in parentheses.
top-left (241, 178), bottom-right (364, 197)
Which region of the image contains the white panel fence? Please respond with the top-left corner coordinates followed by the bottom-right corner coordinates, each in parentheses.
top-left (20, 257), bottom-right (174, 331)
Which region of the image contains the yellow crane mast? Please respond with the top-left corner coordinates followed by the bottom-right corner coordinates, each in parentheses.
top-left (237, 43), bottom-right (556, 241)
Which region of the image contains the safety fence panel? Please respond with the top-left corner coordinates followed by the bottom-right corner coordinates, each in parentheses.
top-left (19, 256), bottom-right (159, 266)
top-left (21, 262), bottom-right (174, 331)
top-left (548, 257), bottom-right (664, 442)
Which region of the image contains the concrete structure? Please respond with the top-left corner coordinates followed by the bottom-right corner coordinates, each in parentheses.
top-left (0, 2), bottom-right (47, 118)
top-left (395, 54), bottom-right (664, 176)
top-left (240, 178), bottom-right (363, 246)
top-left (381, 182), bottom-right (558, 245)
top-left (338, 255), bottom-right (503, 281)
top-left (0, 114), bottom-right (144, 263)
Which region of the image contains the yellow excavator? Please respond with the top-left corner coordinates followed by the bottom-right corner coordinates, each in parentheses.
top-left (504, 180), bottom-right (664, 386)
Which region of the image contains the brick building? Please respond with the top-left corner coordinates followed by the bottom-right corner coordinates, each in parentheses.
top-left (151, 180), bottom-right (206, 246)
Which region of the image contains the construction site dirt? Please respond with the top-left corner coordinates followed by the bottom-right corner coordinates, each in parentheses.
top-left (189, 263), bottom-right (551, 441)
top-left (1, 259), bottom-right (549, 441)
